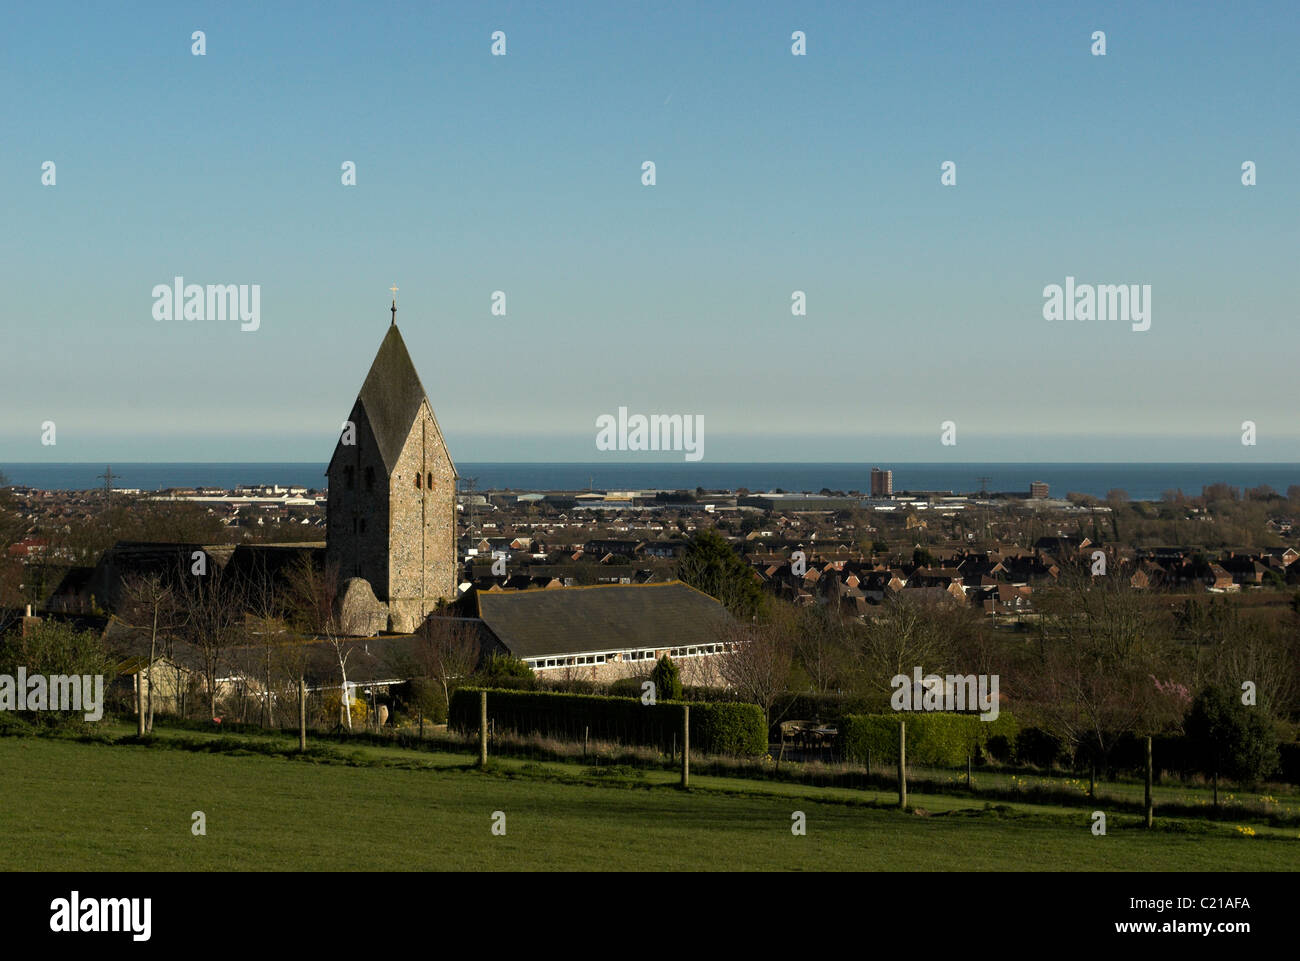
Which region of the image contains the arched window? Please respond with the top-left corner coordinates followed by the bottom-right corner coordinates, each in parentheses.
top-left (426, 472), bottom-right (433, 489)
top-left (415, 473), bottom-right (422, 490)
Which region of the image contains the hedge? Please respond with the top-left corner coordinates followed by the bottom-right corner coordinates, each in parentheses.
top-left (987, 728), bottom-right (1300, 784)
top-left (449, 687), bottom-right (766, 756)
top-left (841, 712), bottom-right (1019, 768)
top-left (606, 677), bottom-right (741, 704)
top-left (1088, 732), bottom-right (1296, 784)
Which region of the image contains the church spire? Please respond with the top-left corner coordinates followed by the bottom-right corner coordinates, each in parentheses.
top-left (389, 284), bottom-right (398, 325)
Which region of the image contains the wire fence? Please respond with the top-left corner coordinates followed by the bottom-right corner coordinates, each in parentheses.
top-left (112, 679), bottom-right (1300, 830)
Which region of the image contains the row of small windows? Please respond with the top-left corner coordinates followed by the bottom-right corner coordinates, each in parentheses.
top-left (528, 654), bottom-right (609, 669)
top-left (525, 648), bottom-right (721, 670)
top-left (340, 466), bottom-right (435, 492)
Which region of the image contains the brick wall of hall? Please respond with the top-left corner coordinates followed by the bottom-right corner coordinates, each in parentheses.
top-left (387, 401), bottom-right (457, 629)
top-left (325, 405), bottom-right (392, 596)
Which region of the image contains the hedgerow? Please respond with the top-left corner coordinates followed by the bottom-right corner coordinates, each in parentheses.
top-left (449, 687), bottom-right (766, 756)
top-left (841, 711), bottom-right (1019, 767)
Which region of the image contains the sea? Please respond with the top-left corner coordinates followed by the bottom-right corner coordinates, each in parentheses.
top-left (3, 463), bottom-right (1299, 502)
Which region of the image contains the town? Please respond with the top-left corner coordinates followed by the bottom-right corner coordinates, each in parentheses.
top-left (9, 470), bottom-right (1299, 630)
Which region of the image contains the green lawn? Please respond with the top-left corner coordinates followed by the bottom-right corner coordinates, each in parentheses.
top-left (1, 734), bottom-right (1295, 871)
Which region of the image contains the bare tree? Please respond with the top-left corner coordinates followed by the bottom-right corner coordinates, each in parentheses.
top-left (719, 618), bottom-right (793, 727)
top-left (246, 571), bottom-right (288, 727)
top-left (175, 556), bottom-right (247, 720)
top-left (851, 594), bottom-right (960, 701)
top-left (118, 573), bottom-right (179, 732)
top-left (790, 603), bottom-right (851, 695)
top-left (286, 556), bottom-right (355, 731)
top-left (1024, 567), bottom-right (1177, 772)
top-left (1215, 616), bottom-right (1298, 721)
top-left (414, 614), bottom-right (482, 712)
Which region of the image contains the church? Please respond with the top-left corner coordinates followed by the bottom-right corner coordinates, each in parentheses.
top-left (320, 295), bottom-right (735, 685)
top-left (325, 296), bottom-right (458, 633)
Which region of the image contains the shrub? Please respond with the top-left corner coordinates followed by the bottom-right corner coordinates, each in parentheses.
top-left (606, 676), bottom-right (647, 699)
top-left (477, 653), bottom-right (535, 681)
top-left (400, 678), bottom-right (447, 724)
top-left (323, 690), bottom-right (368, 727)
top-left (0, 620), bottom-right (113, 680)
top-left (1277, 742), bottom-right (1300, 784)
top-left (1014, 727), bottom-right (1067, 768)
top-left (0, 620), bottom-right (115, 729)
top-left (841, 712), bottom-right (1018, 768)
top-left (985, 734), bottom-right (1014, 764)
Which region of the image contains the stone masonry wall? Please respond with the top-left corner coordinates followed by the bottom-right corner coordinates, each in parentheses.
top-left (387, 400), bottom-right (457, 631)
top-left (325, 404), bottom-right (391, 597)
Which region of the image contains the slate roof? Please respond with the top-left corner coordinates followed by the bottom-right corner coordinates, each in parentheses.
top-left (475, 580), bottom-right (734, 659)
top-left (334, 324), bottom-right (454, 477)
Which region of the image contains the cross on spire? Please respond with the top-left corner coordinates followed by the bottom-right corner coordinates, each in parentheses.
top-left (389, 284), bottom-right (398, 325)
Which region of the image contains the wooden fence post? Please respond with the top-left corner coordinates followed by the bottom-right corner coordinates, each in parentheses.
top-left (1145, 736), bottom-right (1154, 828)
top-left (298, 677), bottom-right (307, 752)
top-left (898, 720), bottom-right (907, 809)
top-left (681, 705), bottom-right (690, 789)
top-left (479, 690), bottom-right (489, 767)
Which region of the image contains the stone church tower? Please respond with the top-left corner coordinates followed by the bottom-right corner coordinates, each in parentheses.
top-left (326, 300), bottom-right (458, 633)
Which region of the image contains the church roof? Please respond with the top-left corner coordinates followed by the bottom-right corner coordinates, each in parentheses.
top-left (353, 324), bottom-right (434, 475)
top-left (475, 581), bottom-right (734, 659)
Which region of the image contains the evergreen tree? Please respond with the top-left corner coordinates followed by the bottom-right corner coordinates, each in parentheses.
top-left (676, 529), bottom-right (765, 619)
top-left (1185, 685), bottom-right (1279, 787)
top-left (650, 654), bottom-right (682, 700)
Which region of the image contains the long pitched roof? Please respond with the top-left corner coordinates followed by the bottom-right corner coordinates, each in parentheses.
top-left (475, 581), bottom-right (733, 659)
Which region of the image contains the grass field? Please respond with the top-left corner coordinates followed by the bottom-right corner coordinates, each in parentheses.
top-left (1, 731), bottom-right (1296, 871)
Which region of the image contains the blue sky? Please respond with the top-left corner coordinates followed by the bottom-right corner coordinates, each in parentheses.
top-left (2, 1), bottom-right (1297, 463)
